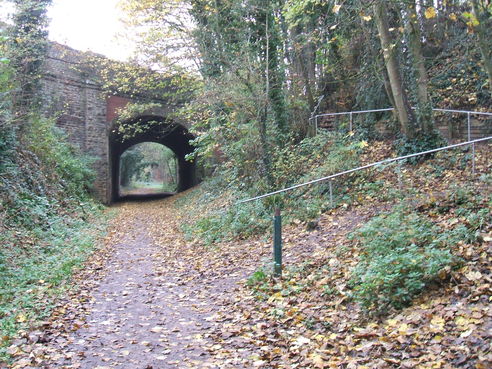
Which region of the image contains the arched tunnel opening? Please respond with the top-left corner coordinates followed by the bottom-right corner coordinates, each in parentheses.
top-left (119, 142), bottom-right (179, 197)
top-left (109, 116), bottom-right (197, 202)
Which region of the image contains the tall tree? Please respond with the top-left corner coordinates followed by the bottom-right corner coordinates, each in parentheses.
top-left (470, 0), bottom-right (492, 93)
top-left (373, 1), bottom-right (416, 138)
top-left (403, 0), bottom-right (434, 134)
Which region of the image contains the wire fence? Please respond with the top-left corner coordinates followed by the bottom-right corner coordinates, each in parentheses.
top-left (309, 107), bottom-right (492, 141)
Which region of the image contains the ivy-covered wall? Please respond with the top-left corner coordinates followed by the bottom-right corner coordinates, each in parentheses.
top-left (39, 43), bottom-right (195, 203)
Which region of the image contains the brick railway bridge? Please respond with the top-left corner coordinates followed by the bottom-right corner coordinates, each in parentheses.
top-left (41, 43), bottom-right (197, 203)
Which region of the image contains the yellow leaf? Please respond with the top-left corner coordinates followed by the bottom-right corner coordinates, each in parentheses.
top-left (449, 13), bottom-right (457, 21)
top-left (311, 353), bottom-right (326, 368)
top-left (398, 323), bottom-right (409, 335)
top-left (362, 15), bottom-right (372, 22)
top-left (16, 314), bottom-right (27, 323)
top-left (430, 316), bottom-right (445, 331)
top-left (432, 334), bottom-right (443, 342)
top-left (425, 7), bottom-right (437, 19)
top-left (332, 4), bottom-right (341, 14)
top-left (455, 316), bottom-right (469, 328)
top-left (267, 291), bottom-right (283, 303)
top-left (386, 318), bottom-right (398, 327)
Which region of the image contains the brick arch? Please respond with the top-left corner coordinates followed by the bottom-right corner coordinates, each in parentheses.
top-left (109, 115), bottom-right (197, 202)
top-left (40, 42), bottom-right (197, 203)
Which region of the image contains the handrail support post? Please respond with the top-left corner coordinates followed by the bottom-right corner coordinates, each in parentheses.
top-left (329, 180), bottom-right (333, 207)
top-left (397, 161), bottom-right (403, 192)
top-left (472, 142), bottom-right (476, 175)
top-left (273, 208), bottom-right (282, 278)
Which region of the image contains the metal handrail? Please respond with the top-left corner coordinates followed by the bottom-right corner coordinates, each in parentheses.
top-left (432, 108), bottom-right (492, 116)
top-left (311, 108), bottom-right (394, 119)
top-left (310, 107), bottom-right (492, 120)
top-left (238, 136), bottom-right (492, 204)
top-left (309, 107), bottom-right (492, 138)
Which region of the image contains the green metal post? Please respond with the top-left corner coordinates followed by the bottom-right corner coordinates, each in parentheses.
top-left (274, 208), bottom-right (282, 277)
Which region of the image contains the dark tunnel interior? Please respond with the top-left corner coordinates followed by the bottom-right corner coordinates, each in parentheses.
top-left (109, 116), bottom-right (197, 202)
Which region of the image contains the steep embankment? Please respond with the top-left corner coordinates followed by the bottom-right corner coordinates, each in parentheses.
top-left (0, 118), bottom-right (108, 365)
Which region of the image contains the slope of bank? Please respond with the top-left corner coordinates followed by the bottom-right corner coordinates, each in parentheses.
top-left (0, 119), bottom-right (109, 364)
top-left (176, 139), bottom-right (492, 368)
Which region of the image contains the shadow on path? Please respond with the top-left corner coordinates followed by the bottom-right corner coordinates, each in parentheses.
top-left (117, 192), bottom-right (175, 202)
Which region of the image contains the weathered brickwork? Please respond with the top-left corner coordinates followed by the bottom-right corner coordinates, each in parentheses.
top-left (40, 43), bottom-right (196, 203)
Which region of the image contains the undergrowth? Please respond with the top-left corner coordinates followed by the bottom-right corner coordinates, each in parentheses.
top-left (394, 130), bottom-right (447, 160)
top-left (350, 182), bottom-right (491, 314)
top-left (0, 116), bottom-right (107, 362)
top-left (347, 206), bottom-right (458, 313)
top-left (243, 185), bottom-right (490, 316)
top-left (240, 139), bottom-right (491, 315)
top-left (179, 132), bottom-right (365, 244)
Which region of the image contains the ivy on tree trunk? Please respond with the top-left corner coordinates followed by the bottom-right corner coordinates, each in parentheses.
top-left (8, 0), bottom-right (52, 127)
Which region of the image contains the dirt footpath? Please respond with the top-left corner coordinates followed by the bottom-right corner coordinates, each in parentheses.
top-left (8, 195), bottom-right (376, 369)
top-left (9, 199), bottom-right (266, 369)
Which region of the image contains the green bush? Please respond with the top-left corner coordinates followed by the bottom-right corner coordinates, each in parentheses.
top-left (25, 115), bottom-right (95, 196)
top-left (247, 268), bottom-right (269, 287)
top-left (184, 198), bottom-right (271, 245)
top-left (348, 208), bottom-right (458, 313)
top-left (0, 126), bottom-right (16, 172)
top-left (394, 131), bottom-right (446, 162)
top-left (271, 131), bottom-right (362, 189)
top-left (1, 115), bottom-right (97, 229)
top-left (0, 113), bottom-right (105, 362)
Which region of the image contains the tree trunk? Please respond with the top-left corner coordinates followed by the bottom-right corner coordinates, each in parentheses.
top-left (373, 1), bottom-right (415, 138)
top-left (292, 24), bottom-right (316, 112)
top-left (380, 58), bottom-right (398, 120)
top-left (405, 1), bottom-right (434, 134)
top-left (471, 0), bottom-right (492, 93)
top-left (265, 6), bottom-right (289, 139)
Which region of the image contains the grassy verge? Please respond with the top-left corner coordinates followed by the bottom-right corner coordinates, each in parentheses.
top-left (0, 116), bottom-right (111, 363)
top-left (0, 201), bottom-right (109, 362)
